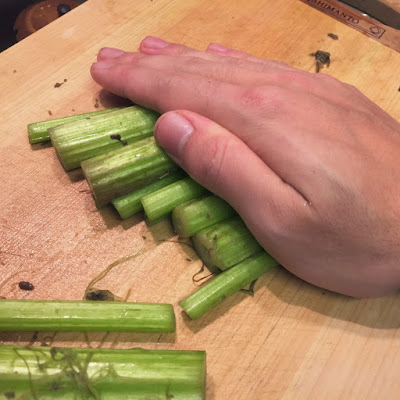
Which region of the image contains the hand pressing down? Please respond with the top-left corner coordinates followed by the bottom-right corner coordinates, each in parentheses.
top-left (91, 36), bottom-right (400, 298)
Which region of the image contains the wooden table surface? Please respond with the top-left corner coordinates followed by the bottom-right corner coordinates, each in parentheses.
top-left (1, 0), bottom-right (400, 398)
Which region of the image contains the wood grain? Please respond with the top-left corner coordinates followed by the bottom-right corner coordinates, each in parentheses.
top-left (0, 0), bottom-right (399, 399)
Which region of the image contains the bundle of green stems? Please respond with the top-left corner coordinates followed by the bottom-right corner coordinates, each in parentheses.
top-left (27, 106), bottom-right (278, 320)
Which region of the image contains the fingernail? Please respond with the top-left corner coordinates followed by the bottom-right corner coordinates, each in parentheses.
top-left (98, 47), bottom-right (125, 59)
top-left (208, 43), bottom-right (229, 53)
top-left (91, 61), bottom-right (115, 70)
top-left (154, 112), bottom-right (193, 160)
top-left (141, 36), bottom-right (170, 50)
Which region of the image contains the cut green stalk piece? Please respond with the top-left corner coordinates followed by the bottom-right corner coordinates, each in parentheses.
top-left (112, 170), bottom-right (187, 219)
top-left (0, 299), bottom-right (175, 332)
top-left (50, 106), bottom-right (159, 170)
top-left (193, 216), bottom-right (263, 271)
top-left (0, 345), bottom-right (206, 400)
top-left (179, 252), bottom-right (277, 319)
top-left (81, 136), bottom-right (178, 206)
top-left (142, 177), bottom-right (209, 224)
top-left (172, 195), bottom-right (237, 238)
top-left (145, 214), bottom-right (170, 226)
top-left (28, 107), bottom-right (125, 144)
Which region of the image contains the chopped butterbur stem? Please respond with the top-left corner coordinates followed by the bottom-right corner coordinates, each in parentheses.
top-left (28, 107), bottom-right (125, 144)
top-left (0, 299), bottom-right (176, 332)
top-left (142, 177), bottom-right (209, 223)
top-left (179, 252), bottom-right (278, 319)
top-left (81, 136), bottom-right (178, 206)
top-left (112, 170), bottom-right (187, 219)
top-left (172, 195), bottom-right (237, 238)
top-left (0, 345), bottom-right (206, 399)
top-left (192, 216), bottom-right (263, 270)
top-left (50, 106), bottom-right (159, 170)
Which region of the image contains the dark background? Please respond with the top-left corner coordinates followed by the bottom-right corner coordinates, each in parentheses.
top-left (0, 0), bottom-right (87, 52)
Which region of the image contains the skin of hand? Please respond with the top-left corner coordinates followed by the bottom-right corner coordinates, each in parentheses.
top-left (91, 36), bottom-right (400, 298)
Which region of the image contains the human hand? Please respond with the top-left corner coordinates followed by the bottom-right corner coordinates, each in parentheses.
top-left (91, 37), bottom-right (400, 298)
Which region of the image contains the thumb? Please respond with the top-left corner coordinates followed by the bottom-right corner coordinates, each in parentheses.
top-left (154, 110), bottom-right (300, 237)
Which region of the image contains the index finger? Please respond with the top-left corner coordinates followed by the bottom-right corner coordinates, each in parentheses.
top-left (90, 55), bottom-right (248, 133)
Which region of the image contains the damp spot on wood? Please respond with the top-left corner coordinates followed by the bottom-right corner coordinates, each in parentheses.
top-left (327, 33), bottom-right (338, 40)
top-left (18, 281), bottom-right (34, 291)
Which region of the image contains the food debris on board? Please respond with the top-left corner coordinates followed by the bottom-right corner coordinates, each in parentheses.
top-left (85, 288), bottom-right (118, 301)
top-left (18, 281), bottom-right (34, 291)
top-left (310, 50), bottom-right (331, 73)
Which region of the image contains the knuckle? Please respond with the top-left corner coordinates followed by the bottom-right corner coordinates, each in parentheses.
top-left (191, 134), bottom-right (232, 192)
top-left (227, 49), bottom-right (249, 59)
top-left (181, 56), bottom-right (204, 69)
top-left (164, 43), bottom-right (186, 55)
top-left (157, 74), bottom-right (187, 99)
top-left (238, 86), bottom-right (285, 118)
top-left (118, 52), bottom-right (146, 65)
top-left (111, 65), bottom-right (131, 96)
top-left (265, 198), bottom-right (310, 241)
top-left (277, 70), bottom-right (315, 88)
top-left (151, 75), bottom-right (177, 110)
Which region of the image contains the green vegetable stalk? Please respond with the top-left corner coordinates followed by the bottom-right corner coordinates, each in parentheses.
top-left (192, 216), bottom-right (263, 271)
top-left (142, 177), bottom-right (209, 224)
top-left (28, 107), bottom-right (124, 144)
top-left (81, 137), bottom-right (178, 206)
top-left (0, 299), bottom-right (175, 332)
top-left (172, 195), bottom-right (237, 238)
top-left (50, 106), bottom-right (159, 170)
top-left (112, 170), bottom-right (187, 219)
top-left (179, 252), bottom-right (277, 319)
top-left (0, 345), bottom-right (206, 399)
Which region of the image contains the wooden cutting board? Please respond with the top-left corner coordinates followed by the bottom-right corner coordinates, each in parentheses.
top-left (1, 0), bottom-right (400, 398)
